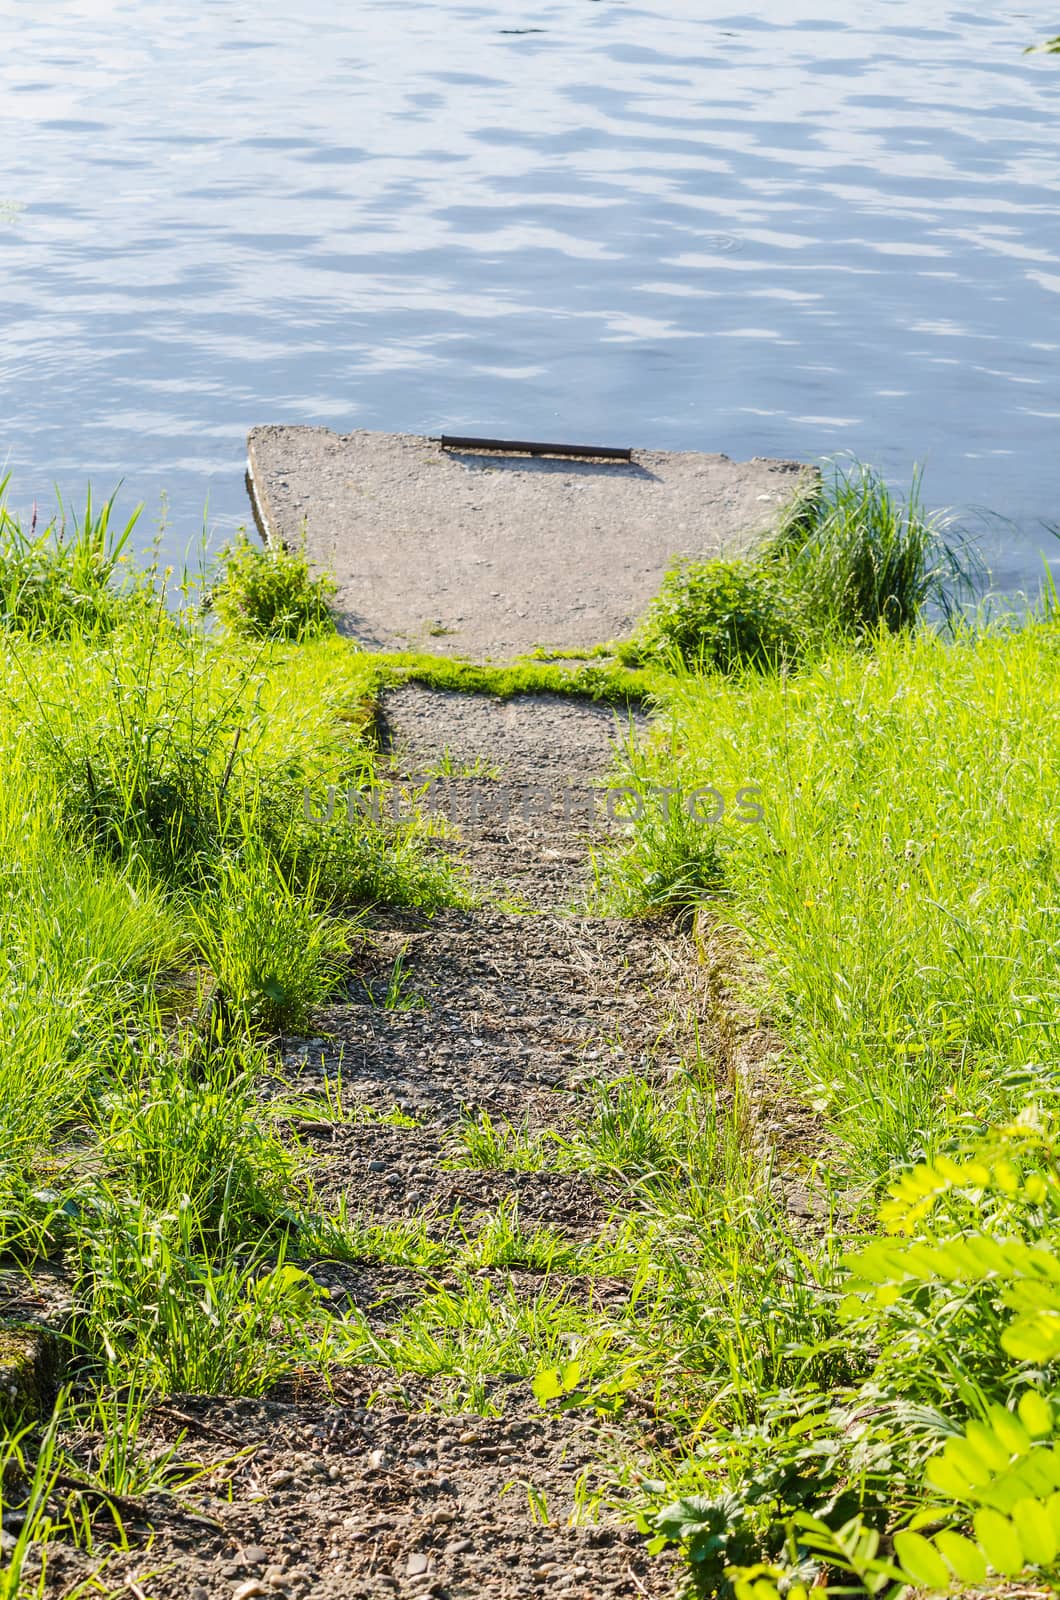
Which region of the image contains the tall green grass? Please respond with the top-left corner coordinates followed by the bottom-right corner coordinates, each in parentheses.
top-left (768, 459), bottom-right (981, 637)
top-left (599, 618), bottom-right (1060, 1184)
top-left (0, 491), bottom-right (465, 1422)
top-left (627, 461), bottom-right (982, 673)
top-left (0, 477), bottom-right (149, 638)
top-left (3, 473), bottom-right (1054, 1598)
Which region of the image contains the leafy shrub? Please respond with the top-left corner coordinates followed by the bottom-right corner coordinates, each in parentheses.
top-left (210, 533), bottom-right (336, 640)
top-left (657, 1109), bottom-right (1060, 1599)
top-left (629, 557), bottom-right (801, 672)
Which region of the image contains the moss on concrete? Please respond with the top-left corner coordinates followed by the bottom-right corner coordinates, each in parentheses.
top-left (0, 1323), bottom-right (60, 1427)
top-left (368, 648), bottom-right (664, 705)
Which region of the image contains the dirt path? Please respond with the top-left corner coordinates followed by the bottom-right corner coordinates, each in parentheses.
top-left (41, 689), bottom-right (699, 1600)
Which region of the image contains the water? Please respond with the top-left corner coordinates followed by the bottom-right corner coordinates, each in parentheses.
top-left (1, 0), bottom-right (1058, 589)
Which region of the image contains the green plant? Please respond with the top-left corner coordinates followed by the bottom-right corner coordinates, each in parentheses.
top-left (72, 1197), bottom-right (331, 1394)
top-left (628, 557), bottom-right (802, 673)
top-left (72, 1383), bottom-right (205, 1498)
top-left (601, 618), bottom-right (1060, 1180)
top-left (593, 779), bottom-right (724, 919)
top-left (210, 532), bottom-right (336, 640)
top-left (768, 461), bottom-right (976, 638)
top-left (356, 1277), bottom-right (625, 1390)
top-left (532, 1356), bottom-right (644, 1418)
top-left (444, 1110), bottom-right (562, 1172)
top-left (462, 1203), bottom-right (591, 1274)
top-left (33, 618), bottom-right (263, 886)
top-left (572, 1072), bottom-right (739, 1194)
top-left (190, 847), bottom-right (350, 1034)
top-left (701, 1113), bottom-right (1060, 1598)
top-left (0, 1401), bottom-right (86, 1600)
top-left (100, 1049), bottom-right (296, 1240)
top-left (284, 792), bottom-right (470, 911)
top-left (0, 480), bottom-right (146, 639)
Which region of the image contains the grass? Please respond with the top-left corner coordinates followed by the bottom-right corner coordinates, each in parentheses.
top-left (0, 477), bottom-right (149, 639)
top-left (99, 1044), bottom-right (296, 1241)
top-left (623, 460), bottom-right (982, 674)
top-left (72, 1199), bottom-right (334, 1395)
top-left (189, 845), bottom-right (352, 1035)
top-left (581, 605), bottom-right (1060, 1589)
top-left (768, 459), bottom-right (979, 637)
top-left (447, 1071), bottom-right (749, 1206)
top-left (597, 620), bottom-right (1060, 1185)
top-left (207, 529), bottom-right (337, 640)
top-left (298, 1196), bottom-right (648, 1278)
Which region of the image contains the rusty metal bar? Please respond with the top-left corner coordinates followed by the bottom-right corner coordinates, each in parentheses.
top-left (438, 434), bottom-right (632, 462)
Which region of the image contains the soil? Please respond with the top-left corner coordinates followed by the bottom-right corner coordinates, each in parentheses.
top-left (22, 684), bottom-right (706, 1600)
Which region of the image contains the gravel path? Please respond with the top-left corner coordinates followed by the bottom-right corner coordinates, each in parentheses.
top-left (37, 686), bottom-right (699, 1600)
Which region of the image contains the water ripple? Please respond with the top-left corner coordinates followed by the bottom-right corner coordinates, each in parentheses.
top-left (0, 0), bottom-right (1058, 584)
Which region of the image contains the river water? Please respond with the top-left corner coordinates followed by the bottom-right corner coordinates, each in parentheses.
top-left (1, 1), bottom-right (1058, 589)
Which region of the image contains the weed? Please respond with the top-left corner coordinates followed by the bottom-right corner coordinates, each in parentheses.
top-left (0, 1403), bottom-right (85, 1599)
top-left (618, 461), bottom-right (981, 678)
top-left (360, 949), bottom-right (423, 1010)
top-left (356, 1278), bottom-right (626, 1386)
top-left (208, 531), bottom-right (337, 640)
top-left (190, 846), bottom-right (351, 1035)
top-left (32, 618), bottom-right (263, 886)
top-left (500, 1478), bottom-right (552, 1524)
top-left (460, 1203), bottom-right (589, 1274)
top-left (70, 1383), bottom-right (202, 1497)
top-left (272, 1083), bottom-right (421, 1130)
top-left (444, 1110), bottom-right (563, 1172)
top-left (428, 747), bottom-right (503, 780)
top-left (100, 1048), bottom-right (296, 1241)
top-left (0, 480), bottom-right (147, 639)
top-left (72, 1197), bottom-right (332, 1394)
top-left (298, 1203), bottom-right (448, 1269)
top-left (592, 770), bottom-right (724, 920)
top-left (281, 798), bottom-right (471, 911)
top-left (625, 557), bottom-right (802, 672)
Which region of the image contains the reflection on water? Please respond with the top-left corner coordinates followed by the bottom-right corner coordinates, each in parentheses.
top-left (0, 0), bottom-right (1058, 587)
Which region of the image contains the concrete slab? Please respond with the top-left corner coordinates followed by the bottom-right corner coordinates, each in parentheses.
top-left (247, 427), bottom-right (812, 659)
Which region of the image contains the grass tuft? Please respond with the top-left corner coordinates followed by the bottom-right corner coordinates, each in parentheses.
top-left (767, 458), bottom-right (981, 638)
top-left (190, 846), bottom-right (351, 1035)
top-left (208, 531), bottom-right (337, 640)
top-left (0, 478), bottom-right (148, 639)
top-left (623, 557), bottom-right (801, 673)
